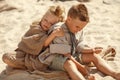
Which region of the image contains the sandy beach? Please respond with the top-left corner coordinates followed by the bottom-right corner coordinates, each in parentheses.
top-left (0, 0), bottom-right (120, 80)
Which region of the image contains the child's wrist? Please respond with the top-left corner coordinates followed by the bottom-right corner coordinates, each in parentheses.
top-left (51, 32), bottom-right (57, 37)
top-left (85, 75), bottom-right (89, 79)
top-left (92, 48), bottom-right (95, 53)
top-left (85, 75), bottom-right (91, 80)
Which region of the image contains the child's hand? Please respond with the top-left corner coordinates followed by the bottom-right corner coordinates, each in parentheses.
top-left (94, 48), bottom-right (102, 54)
top-left (94, 47), bottom-right (103, 54)
top-left (94, 47), bottom-right (103, 50)
top-left (52, 28), bottom-right (64, 37)
top-left (88, 75), bottom-right (95, 80)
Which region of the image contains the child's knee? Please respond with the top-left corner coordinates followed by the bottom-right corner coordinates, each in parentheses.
top-left (64, 60), bottom-right (76, 69)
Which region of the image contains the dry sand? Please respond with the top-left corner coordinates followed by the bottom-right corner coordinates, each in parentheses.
top-left (0, 0), bottom-right (120, 80)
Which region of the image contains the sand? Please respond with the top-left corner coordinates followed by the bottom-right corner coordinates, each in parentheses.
top-left (0, 0), bottom-right (120, 80)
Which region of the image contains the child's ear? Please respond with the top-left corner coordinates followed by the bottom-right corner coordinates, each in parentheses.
top-left (67, 16), bottom-right (72, 22)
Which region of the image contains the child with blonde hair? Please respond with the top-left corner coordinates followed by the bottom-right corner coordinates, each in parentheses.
top-left (2, 5), bottom-right (65, 71)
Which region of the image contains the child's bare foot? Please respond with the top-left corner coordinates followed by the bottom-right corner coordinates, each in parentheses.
top-left (113, 72), bottom-right (120, 80)
top-left (107, 46), bottom-right (116, 56)
top-left (102, 46), bottom-right (116, 61)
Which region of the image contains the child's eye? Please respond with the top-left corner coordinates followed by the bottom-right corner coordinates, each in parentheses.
top-left (47, 21), bottom-right (53, 26)
top-left (44, 18), bottom-right (53, 26)
top-left (44, 19), bottom-right (47, 22)
top-left (50, 22), bottom-right (54, 26)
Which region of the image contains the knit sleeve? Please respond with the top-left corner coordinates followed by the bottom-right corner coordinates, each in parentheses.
top-left (18, 24), bottom-right (48, 55)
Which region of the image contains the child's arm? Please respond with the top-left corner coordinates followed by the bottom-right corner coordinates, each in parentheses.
top-left (44, 28), bottom-right (64, 47)
top-left (80, 47), bottom-right (102, 54)
top-left (19, 24), bottom-right (48, 55)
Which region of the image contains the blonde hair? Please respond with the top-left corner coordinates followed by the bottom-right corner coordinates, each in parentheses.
top-left (32, 5), bottom-right (65, 25)
top-left (48, 5), bottom-right (65, 22)
top-left (68, 4), bottom-right (89, 22)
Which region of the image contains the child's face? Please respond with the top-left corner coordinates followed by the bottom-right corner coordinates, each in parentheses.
top-left (40, 12), bottom-right (59, 31)
top-left (67, 16), bottom-right (88, 34)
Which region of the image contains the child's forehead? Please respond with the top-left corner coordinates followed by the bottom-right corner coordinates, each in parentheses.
top-left (45, 11), bottom-right (54, 16)
top-left (45, 12), bottom-right (59, 20)
top-left (44, 12), bottom-right (56, 19)
top-left (73, 17), bottom-right (88, 23)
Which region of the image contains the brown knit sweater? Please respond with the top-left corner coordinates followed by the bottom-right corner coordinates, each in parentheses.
top-left (16, 22), bottom-right (48, 71)
top-left (18, 22), bottom-right (48, 55)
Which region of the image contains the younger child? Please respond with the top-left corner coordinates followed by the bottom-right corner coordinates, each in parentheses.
top-left (2, 5), bottom-right (65, 71)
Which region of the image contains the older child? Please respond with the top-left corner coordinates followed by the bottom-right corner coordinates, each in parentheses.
top-left (46, 4), bottom-right (120, 80)
top-left (2, 5), bottom-right (65, 71)
top-left (39, 23), bottom-right (94, 80)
